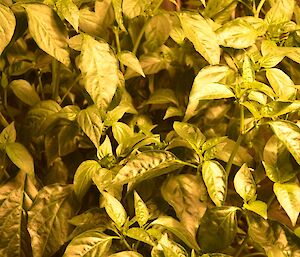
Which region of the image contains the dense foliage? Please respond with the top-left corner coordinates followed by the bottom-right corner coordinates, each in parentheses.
top-left (1, 0), bottom-right (300, 256)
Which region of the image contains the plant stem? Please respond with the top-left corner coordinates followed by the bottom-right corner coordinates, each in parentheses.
top-left (225, 133), bottom-right (243, 175)
top-left (255, 0), bottom-right (266, 18)
top-left (234, 234), bottom-right (249, 257)
top-left (51, 59), bottom-right (60, 100)
top-left (113, 27), bottom-right (125, 73)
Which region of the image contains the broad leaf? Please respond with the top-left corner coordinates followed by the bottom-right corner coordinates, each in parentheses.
top-left (117, 51), bottom-right (145, 77)
top-left (113, 150), bottom-right (183, 185)
top-left (203, 0), bottom-right (237, 24)
top-left (274, 183), bottom-right (300, 226)
top-left (122, 0), bottom-right (147, 18)
top-left (179, 12), bottom-right (220, 65)
top-left (101, 191), bottom-right (127, 228)
top-left (79, 35), bottom-right (119, 111)
top-left (202, 160), bottom-right (227, 207)
top-left (126, 228), bottom-right (155, 246)
top-left (269, 121), bottom-right (300, 165)
top-left (134, 191), bottom-right (149, 227)
top-left (233, 164), bottom-right (256, 202)
top-left (63, 230), bottom-right (114, 257)
top-left (77, 105), bottom-right (103, 148)
top-left (28, 185), bottom-right (78, 257)
top-left (108, 252), bottom-right (143, 257)
top-left (56, 0), bottom-right (79, 32)
top-left (161, 174), bottom-right (207, 235)
top-left (151, 216), bottom-right (200, 250)
top-left (74, 160), bottom-right (102, 201)
top-left (265, 0), bottom-right (294, 25)
top-left (0, 122), bottom-right (16, 146)
top-left (6, 142), bottom-right (34, 177)
top-left (9, 79), bottom-right (40, 106)
top-left (185, 66), bottom-right (231, 120)
top-left (197, 207), bottom-right (238, 252)
top-left (244, 200), bottom-right (267, 219)
top-left (0, 3), bottom-right (16, 55)
top-left (22, 3), bottom-right (70, 67)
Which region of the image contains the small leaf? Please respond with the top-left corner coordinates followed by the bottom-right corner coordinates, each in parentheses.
top-left (108, 251), bottom-right (143, 257)
top-left (79, 35), bottom-right (119, 111)
top-left (126, 228), bottom-right (154, 246)
top-left (101, 191), bottom-right (127, 228)
top-left (117, 51), bottom-right (145, 77)
top-left (112, 0), bottom-right (126, 31)
top-left (0, 122), bottom-right (16, 146)
top-left (6, 142), bottom-right (34, 177)
top-left (244, 200), bottom-right (268, 219)
top-left (269, 121), bottom-right (300, 165)
top-left (113, 150), bottom-right (183, 185)
top-left (0, 3), bottom-right (16, 55)
top-left (147, 88), bottom-right (178, 106)
top-left (122, 0), bottom-right (147, 18)
top-left (202, 160), bottom-right (227, 207)
top-left (197, 206), bottom-right (238, 252)
top-left (77, 105), bottom-right (103, 148)
top-left (9, 79), bottom-right (40, 106)
top-left (97, 136), bottom-right (113, 160)
top-left (134, 191), bottom-right (149, 227)
top-left (234, 164), bottom-right (256, 202)
top-left (22, 3), bottom-right (70, 67)
top-left (242, 55), bottom-right (255, 83)
top-left (274, 183), bottom-right (300, 226)
top-left (179, 12), bottom-right (220, 65)
top-left (63, 230), bottom-right (114, 257)
top-left (56, 0), bottom-right (79, 32)
top-left (74, 160), bottom-right (102, 201)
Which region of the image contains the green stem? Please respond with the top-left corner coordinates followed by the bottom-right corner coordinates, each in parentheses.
top-left (3, 88), bottom-right (7, 109)
top-left (255, 0), bottom-right (266, 18)
top-left (234, 234), bottom-right (250, 257)
top-left (0, 111), bottom-right (9, 127)
top-left (113, 27), bottom-right (125, 73)
top-left (60, 76), bottom-right (80, 104)
top-left (225, 133), bottom-right (243, 175)
top-left (240, 104), bottom-right (245, 134)
top-left (51, 59), bottom-right (60, 100)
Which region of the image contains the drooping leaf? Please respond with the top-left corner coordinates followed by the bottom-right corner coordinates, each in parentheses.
top-left (9, 79), bottom-right (40, 106)
top-left (202, 160), bottom-right (227, 207)
top-left (126, 228), bottom-right (155, 246)
top-left (74, 160), bottom-right (102, 201)
top-left (101, 191), bottom-right (127, 228)
top-left (117, 51), bottom-right (145, 77)
top-left (244, 200), bottom-right (267, 219)
top-left (269, 121), bottom-right (300, 165)
top-left (134, 191), bottom-right (149, 227)
top-left (179, 12), bottom-right (220, 65)
top-left (63, 230), bottom-right (114, 257)
top-left (151, 216), bottom-right (200, 250)
top-left (28, 185), bottom-right (78, 257)
top-left (161, 174), bottom-right (207, 235)
top-left (122, 0), bottom-right (147, 18)
top-left (56, 0), bottom-right (79, 32)
top-left (108, 251), bottom-right (143, 257)
top-left (0, 122), bottom-right (16, 147)
top-left (197, 207), bottom-right (238, 252)
top-left (274, 183), bottom-right (300, 226)
top-left (79, 35), bottom-right (119, 111)
top-left (112, 0), bottom-right (126, 31)
top-left (22, 3), bottom-right (70, 67)
top-left (77, 105), bottom-right (103, 148)
top-left (113, 150), bottom-right (183, 185)
top-left (5, 142), bottom-right (34, 177)
top-left (233, 164), bottom-right (256, 202)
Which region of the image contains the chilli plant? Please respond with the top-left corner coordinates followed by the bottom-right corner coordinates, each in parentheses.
top-left (0, 0), bottom-right (300, 256)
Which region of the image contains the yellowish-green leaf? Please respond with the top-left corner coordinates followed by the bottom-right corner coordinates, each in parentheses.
top-left (244, 200), bottom-right (267, 219)
top-left (126, 228), bottom-right (154, 246)
top-left (56, 0), bottom-right (79, 32)
top-left (112, 0), bottom-right (126, 31)
top-left (134, 191), bottom-right (149, 227)
top-left (122, 0), bottom-right (147, 18)
top-left (117, 51), bottom-right (145, 77)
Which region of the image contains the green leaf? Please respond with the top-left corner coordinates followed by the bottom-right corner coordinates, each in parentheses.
top-left (147, 88), bottom-right (178, 106)
top-left (6, 142), bottom-right (34, 177)
top-left (122, 0), bottom-right (147, 18)
top-left (202, 160), bottom-right (227, 207)
top-left (113, 150), bottom-right (183, 185)
top-left (0, 122), bottom-right (16, 146)
top-left (244, 200), bottom-right (267, 219)
top-left (164, 106), bottom-right (184, 120)
top-left (22, 3), bottom-right (70, 67)
top-left (150, 216), bottom-right (200, 250)
top-left (134, 191), bottom-right (149, 227)
top-left (28, 185), bottom-right (78, 257)
top-left (108, 251), bottom-right (143, 257)
top-left (203, 0), bottom-right (237, 24)
top-left (63, 230), bottom-right (114, 257)
top-left (161, 174), bottom-right (207, 235)
top-left (159, 234), bottom-right (188, 257)
top-left (0, 3), bottom-right (16, 55)
top-left (9, 79), bottom-right (40, 106)
top-left (117, 51), bottom-right (145, 77)
top-left (185, 66), bottom-right (231, 120)
top-left (274, 183), bottom-right (300, 226)
top-left (197, 206), bottom-right (238, 252)
top-left (216, 18), bottom-right (258, 49)
top-left (269, 121), bottom-right (300, 165)
top-left (97, 136), bottom-right (113, 159)
top-left (101, 191), bottom-right (127, 228)
top-left (112, 122), bottom-right (133, 144)
top-left (79, 35), bottom-right (119, 111)
top-left (126, 228), bottom-right (154, 246)
top-left (266, 68), bottom-right (296, 101)
top-left (179, 12), bottom-right (220, 65)
top-left (261, 101), bottom-right (300, 117)
top-left (56, 0), bottom-right (79, 32)
top-left (265, 0), bottom-right (294, 25)
top-left (173, 121), bottom-right (206, 150)
top-left (77, 105), bottom-right (103, 148)
top-left (74, 160), bottom-right (102, 201)
top-left (0, 171), bottom-right (32, 257)
top-left (112, 0), bottom-right (126, 31)
top-left (242, 55), bottom-right (255, 83)
top-left (263, 135), bottom-right (299, 183)
top-left (233, 164), bottom-right (256, 202)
